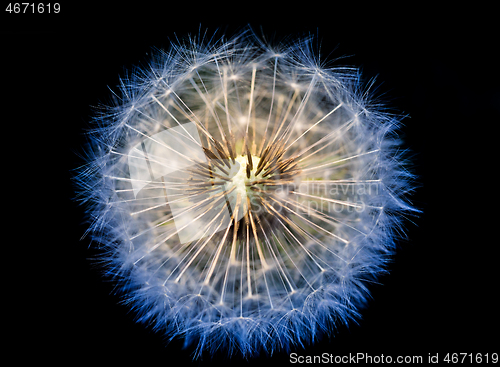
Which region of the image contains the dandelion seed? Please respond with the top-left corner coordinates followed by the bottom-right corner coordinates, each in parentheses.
top-left (74, 29), bottom-right (418, 358)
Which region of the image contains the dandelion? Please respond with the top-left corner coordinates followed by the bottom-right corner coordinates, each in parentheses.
top-left (75, 29), bottom-right (418, 358)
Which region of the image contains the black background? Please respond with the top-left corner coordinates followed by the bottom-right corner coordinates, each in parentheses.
top-left (3, 3), bottom-right (498, 365)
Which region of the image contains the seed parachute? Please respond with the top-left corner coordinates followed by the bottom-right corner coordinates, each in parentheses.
top-left (74, 29), bottom-right (418, 358)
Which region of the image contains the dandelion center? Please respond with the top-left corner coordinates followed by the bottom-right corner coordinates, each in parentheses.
top-left (199, 136), bottom-right (301, 221)
top-left (224, 154), bottom-right (261, 201)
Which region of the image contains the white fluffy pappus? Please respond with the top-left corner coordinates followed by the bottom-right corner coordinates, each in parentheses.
top-left (74, 29), bottom-right (418, 358)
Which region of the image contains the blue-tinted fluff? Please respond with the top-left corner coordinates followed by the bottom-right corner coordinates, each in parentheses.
top-left (74, 29), bottom-right (418, 359)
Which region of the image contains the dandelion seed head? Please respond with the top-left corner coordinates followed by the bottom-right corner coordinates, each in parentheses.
top-left (74, 28), bottom-right (418, 358)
